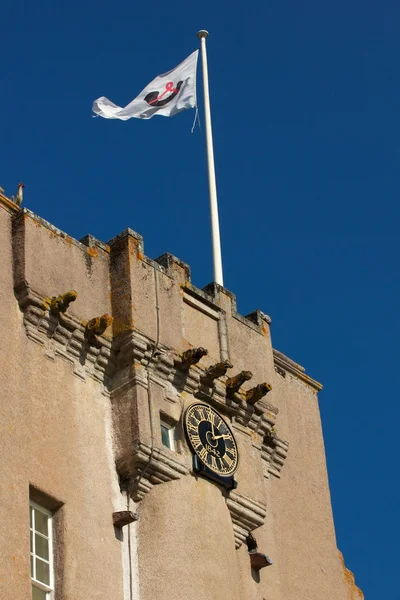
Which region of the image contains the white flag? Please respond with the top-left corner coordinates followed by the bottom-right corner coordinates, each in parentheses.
top-left (92, 51), bottom-right (198, 121)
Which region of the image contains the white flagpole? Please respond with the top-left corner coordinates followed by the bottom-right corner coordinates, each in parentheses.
top-left (197, 30), bottom-right (224, 286)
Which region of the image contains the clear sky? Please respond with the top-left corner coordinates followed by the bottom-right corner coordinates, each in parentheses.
top-left (2, 1), bottom-right (399, 597)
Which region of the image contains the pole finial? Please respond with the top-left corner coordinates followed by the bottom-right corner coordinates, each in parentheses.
top-left (197, 30), bottom-right (209, 39)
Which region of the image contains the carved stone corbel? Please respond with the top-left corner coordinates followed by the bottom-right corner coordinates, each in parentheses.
top-left (261, 433), bottom-right (289, 479)
top-left (177, 347), bottom-right (208, 369)
top-left (14, 282), bottom-right (113, 385)
top-left (245, 383), bottom-right (272, 406)
top-left (86, 314), bottom-right (114, 340)
top-left (225, 491), bottom-right (267, 549)
top-left (203, 360), bottom-right (233, 382)
top-left (226, 371), bottom-right (253, 395)
top-left (129, 442), bottom-right (190, 502)
top-left (43, 290), bottom-right (77, 315)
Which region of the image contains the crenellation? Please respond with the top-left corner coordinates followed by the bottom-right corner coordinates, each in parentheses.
top-left (10, 208), bottom-right (278, 360)
top-left (12, 209), bottom-right (111, 321)
top-left (155, 251), bottom-right (191, 282)
top-left (80, 233), bottom-right (110, 253)
top-left (7, 206), bottom-right (318, 428)
top-left (0, 201), bottom-right (354, 600)
top-left (245, 308), bottom-right (272, 326)
top-left (9, 206), bottom-right (285, 428)
top-left (107, 226), bottom-right (145, 255)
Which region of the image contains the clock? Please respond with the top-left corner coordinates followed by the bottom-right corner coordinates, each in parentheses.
top-left (184, 403), bottom-right (239, 477)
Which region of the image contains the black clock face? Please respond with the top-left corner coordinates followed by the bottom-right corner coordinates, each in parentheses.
top-left (185, 404), bottom-right (239, 476)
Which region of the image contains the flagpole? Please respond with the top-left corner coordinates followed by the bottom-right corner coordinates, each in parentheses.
top-left (197, 30), bottom-right (224, 287)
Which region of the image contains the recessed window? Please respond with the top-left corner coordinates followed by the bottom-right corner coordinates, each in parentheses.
top-left (160, 420), bottom-right (175, 451)
top-left (30, 501), bottom-right (54, 599)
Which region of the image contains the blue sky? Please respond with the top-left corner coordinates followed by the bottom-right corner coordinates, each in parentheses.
top-left (2, 1), bottom-right (399, 596)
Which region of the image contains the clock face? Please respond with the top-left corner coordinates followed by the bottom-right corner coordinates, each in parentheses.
top-left (184, 403), bottom-right (239, 476)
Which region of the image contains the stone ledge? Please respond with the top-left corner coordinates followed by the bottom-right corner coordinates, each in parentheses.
top-left (15, 281), bottom-right (289, 550)
top-left (261, 435), bottom-right (289, 479)
top-left (18, 209), bottom-right (91, 253)
top-left (126, 441), bottom-right (190, 502)
top-left (226, 492), bottom-right (267, 549)
top-left (0, 191), bottom-right (20, 213)
top-left (14, 281), bottom-right (114, 386)
top-left (273, 348), bottom-right (323, 392)
top-left (112, 330), bottom-right (280, 440)
top-left (184, 283), bottom-right (222, 312)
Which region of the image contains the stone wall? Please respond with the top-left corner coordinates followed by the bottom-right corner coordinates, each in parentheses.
top-left (0, 195), bottom-right (362, 600)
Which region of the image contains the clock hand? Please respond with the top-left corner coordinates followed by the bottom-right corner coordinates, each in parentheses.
top-left (208, 410), bottom-right (216, 437)
top-left (213, 434), bottom-right (230, 440)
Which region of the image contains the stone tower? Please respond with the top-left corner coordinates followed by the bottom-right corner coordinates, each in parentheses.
top-left (0, 191), bottom-right (363, 600)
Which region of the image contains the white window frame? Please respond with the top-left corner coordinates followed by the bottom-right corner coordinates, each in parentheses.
top-left (160, 419), bottom-right (175, 451)
top-left (30, 500), bottom-right (54, 599)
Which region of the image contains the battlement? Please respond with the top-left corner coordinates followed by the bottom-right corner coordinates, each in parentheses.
top-left (1, 193), bottom-right (321, 392)
top-left (1, 192), bottom-right (357, 600)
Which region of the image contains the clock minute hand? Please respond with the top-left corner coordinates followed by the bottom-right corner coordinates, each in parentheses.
top-left (208, 410), bottom-right (216, 437)
top-left (212, 434), bottom-right (230, 440)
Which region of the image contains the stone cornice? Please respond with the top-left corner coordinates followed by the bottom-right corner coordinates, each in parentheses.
top-left (11, 208), bottom-right (292, 553)
top-left (273, 348), bottom-right (323, 392)
top-left (14, 278), bottom-right (290, 488)
top-left (14, 292), bottom-right (290, 552)
top-left (112, 330), bottom-right (280, 439)
top-left (12, 279), bottom-right (282, 432)
top-left (261, 435), bottom-right (289, 479)
top-left (15, 282), bottom-right (289, 493)
top-left (131, 442), bottom-right (190, 502)
top-left (0, 191), bottom-right (19, 213)
top-left (129, 438), bottom-right (270, 551)
top-left (107, 329), bottom-right (289, 548)
top-left (14, 281), bottom-right (113, 388)
top-left (226, 492), bottom-right (267, 549)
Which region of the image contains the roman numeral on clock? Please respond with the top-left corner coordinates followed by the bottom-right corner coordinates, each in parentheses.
top-left (222, 455), bottom-right (233, 470)
top-left (198, 447), bottom-right (208, 462)
top-left (190, 433), bottom-right (201, 447)
top-left (188, 422), bottom-right (198, 434)
top-left (210, 455), bottom-right (218, 470)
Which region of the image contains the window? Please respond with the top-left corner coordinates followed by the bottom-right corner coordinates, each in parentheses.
top-left (30, 501), bottom-right (54, 600)
top-left (160, 420), bottom-right (175, 451)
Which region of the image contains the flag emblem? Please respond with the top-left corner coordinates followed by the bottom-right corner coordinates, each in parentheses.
top-left (92, 51), bottom-right (198, 120)
top-left (145, 81), bottom-right (183, 107)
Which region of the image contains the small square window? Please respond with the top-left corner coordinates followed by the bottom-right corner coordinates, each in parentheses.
top-left (160, 421), bottom-right (175, 451)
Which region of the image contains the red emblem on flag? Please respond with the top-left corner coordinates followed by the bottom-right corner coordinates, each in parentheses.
top-left (144, 81), bottom-right (183, 107)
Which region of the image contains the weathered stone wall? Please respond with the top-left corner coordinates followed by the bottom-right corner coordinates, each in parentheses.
top-left (0, 196), bottom-right (362, 600)
top-left (0, 203), bottom-right (124, 600)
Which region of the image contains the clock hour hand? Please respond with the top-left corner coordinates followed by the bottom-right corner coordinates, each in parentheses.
top-left (212, 434), bottom-right (230, 440)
